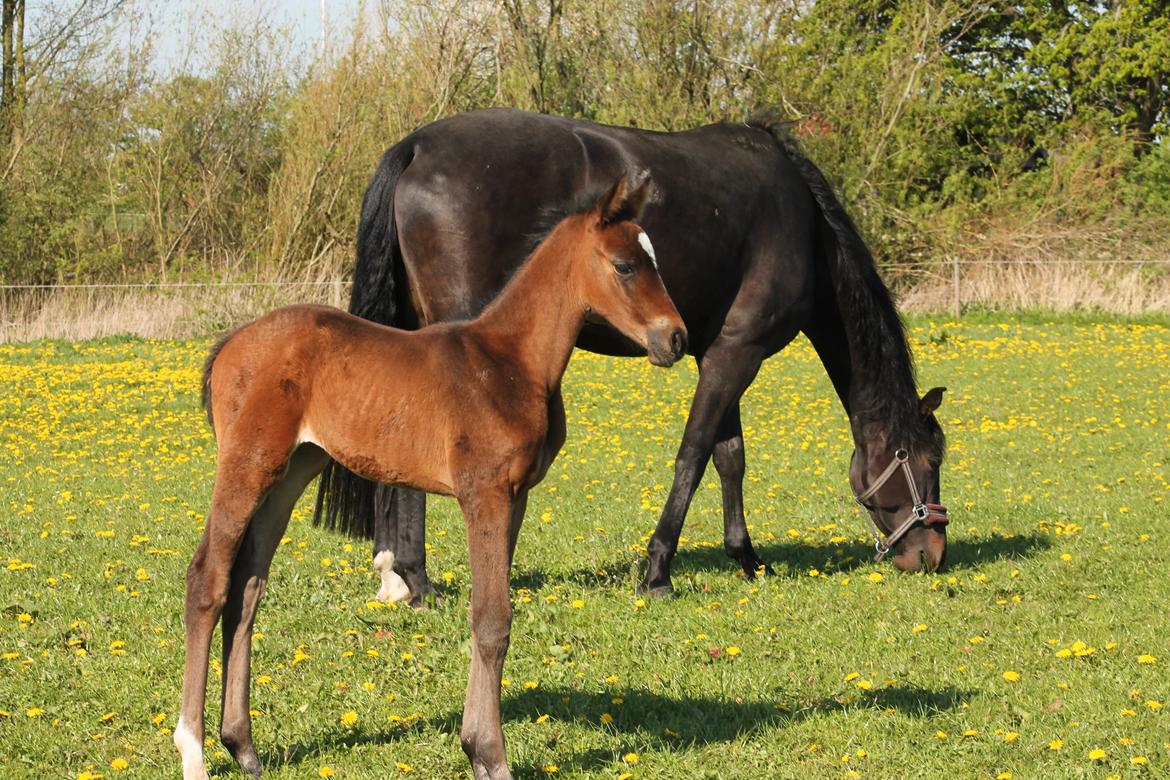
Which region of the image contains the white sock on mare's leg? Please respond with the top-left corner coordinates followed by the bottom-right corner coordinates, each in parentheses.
top-left (374, 550), bottom-right (411, 602)
top-left (174, 716), bottom-right (209, 780)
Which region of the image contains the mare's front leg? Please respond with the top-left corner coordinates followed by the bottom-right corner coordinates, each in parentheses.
top-left (458, 484), bottom-right (517, 780)
top-left (219, 445), bottom-right (329, 776)
top-left (640, 341), bottom-right (766, 595)
top-left (711, 405), bottom-right (773, 578)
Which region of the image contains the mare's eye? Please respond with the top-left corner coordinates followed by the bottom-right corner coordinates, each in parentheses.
top-left (613, 261), bottom-right (634, 276)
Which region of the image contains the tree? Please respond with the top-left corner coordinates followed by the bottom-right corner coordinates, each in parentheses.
top-left (1, 0), bottom-right (27, 152)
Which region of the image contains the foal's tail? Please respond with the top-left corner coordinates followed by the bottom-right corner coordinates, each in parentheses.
top-left (200, 327), bottom-right (241, 435)
top-left (313, 139), bottom-right (416, 539)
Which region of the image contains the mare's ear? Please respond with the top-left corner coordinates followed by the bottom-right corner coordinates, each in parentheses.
top-left (597, 169), bottom-right (655, 226)
top-left (919, 387), bottom-right (946, 416)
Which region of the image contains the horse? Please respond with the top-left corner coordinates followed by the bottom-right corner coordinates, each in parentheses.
top-left (315, 108), bottom-right (949, 604)
top-left (175, 171), bottom-right (685, 780)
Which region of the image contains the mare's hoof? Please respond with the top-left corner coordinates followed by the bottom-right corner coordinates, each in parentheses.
top-left (408, 589), bottom-right (439, 609)
top-left (636, 579), bottom-right (675, 598)
top-left (743, 560), bottom-right (776, 579)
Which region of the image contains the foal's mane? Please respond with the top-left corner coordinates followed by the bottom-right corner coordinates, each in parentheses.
top-left (523, 188), bottom-right (602, 257)
top-left (748, 115), bottom-right (941, 455)
top-left (466, 189), bottom-right (603, 314)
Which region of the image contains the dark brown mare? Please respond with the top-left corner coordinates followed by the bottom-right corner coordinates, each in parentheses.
top-left (176, 172), bottom-right (685, 780)
top-left (316, 108), bottom-right (948, 604)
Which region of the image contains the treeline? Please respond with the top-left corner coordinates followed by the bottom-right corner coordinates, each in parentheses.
top-left (1, 0), bottom-right (1168, 286)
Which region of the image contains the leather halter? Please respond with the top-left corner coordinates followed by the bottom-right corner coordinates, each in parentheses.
top-left (854, 448), bottom-right (948, 562)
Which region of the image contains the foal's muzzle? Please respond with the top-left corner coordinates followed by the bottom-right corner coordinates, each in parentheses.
top-left (647, 323), bottom-right (687, 366)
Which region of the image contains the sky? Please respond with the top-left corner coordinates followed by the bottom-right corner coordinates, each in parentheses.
top-left (148, 0), bottom-right (368, 72)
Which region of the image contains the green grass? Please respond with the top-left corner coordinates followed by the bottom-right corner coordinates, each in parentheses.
top-left (2, 316), bottom-right (1167, 779)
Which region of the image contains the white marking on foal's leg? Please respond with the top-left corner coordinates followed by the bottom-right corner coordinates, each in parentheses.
top-left (637, 230), bottom-right (658, 269)
top-left (374, 550), bottom-right (411, 603)
top-left (174, 717), bottom-right (208, 780)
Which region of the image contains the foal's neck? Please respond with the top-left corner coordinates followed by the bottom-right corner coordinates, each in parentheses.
top-left (469, 225), bottom-right (584, 393)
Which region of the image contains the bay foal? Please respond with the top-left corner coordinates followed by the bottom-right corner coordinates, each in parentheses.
top-left (175, 171), bottom-right (685, 780)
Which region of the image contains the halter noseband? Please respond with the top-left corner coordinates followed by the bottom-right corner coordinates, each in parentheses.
top-left (854, 448), bottom-right (948, 562)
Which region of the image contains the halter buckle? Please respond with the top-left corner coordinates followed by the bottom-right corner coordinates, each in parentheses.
top-left (911, 503), bottom-right (929, 523)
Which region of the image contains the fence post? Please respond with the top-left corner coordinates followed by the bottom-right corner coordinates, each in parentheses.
top-left (951, 255), bottom-right (961, 318)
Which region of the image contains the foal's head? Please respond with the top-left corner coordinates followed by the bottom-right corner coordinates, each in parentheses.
top-left (569, 171), bottom-right (687, 367)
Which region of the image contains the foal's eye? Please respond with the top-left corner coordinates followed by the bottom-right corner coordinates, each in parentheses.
top-left (613, 262), bottom-right (634, 276)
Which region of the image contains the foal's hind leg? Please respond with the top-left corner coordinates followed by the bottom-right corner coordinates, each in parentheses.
top-left (219, 445), bottom-right (329, 777)
top-left (176, 454), bottom-right (282, 780)
top-left (712, 405), bottom-right (774, 578)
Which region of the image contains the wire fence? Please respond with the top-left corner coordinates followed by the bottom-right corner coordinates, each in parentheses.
top-left (2, 257), bottom-right (1168, 341)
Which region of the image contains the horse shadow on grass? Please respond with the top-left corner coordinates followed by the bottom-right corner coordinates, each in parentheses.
top-left (253, 681), bottom-right (972, 777)
top-left (511, 531), bottom-right (1052, 593)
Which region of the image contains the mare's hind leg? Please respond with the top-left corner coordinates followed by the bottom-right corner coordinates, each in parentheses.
top-left (371, 487), bottom-right (433, 605)
top-left (712, 405), bottom-right (774, 578)
top-left (219, 444), bottom-right (330, 777)
top-left (372, 486), bottom-right (410, 603)
top-left (176, 452), bottom-right (286, 780)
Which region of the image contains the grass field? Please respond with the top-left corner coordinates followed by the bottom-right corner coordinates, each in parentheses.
top-left (2, 314), bottom-right (1168, 779)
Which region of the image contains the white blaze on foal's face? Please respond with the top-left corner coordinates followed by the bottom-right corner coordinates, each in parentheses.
top-left (637, 230), bottom-right (658, 270)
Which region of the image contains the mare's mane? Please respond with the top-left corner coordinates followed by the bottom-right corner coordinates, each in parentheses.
top-left (748, 115), bottom-right (942, 456)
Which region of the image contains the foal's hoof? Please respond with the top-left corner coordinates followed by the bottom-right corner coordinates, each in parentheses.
top-left (231, 747), bottom-right (263, 778)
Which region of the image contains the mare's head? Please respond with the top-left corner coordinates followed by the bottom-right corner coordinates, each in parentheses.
top-left (849, 387), bottom-right (948, 572)
top-left (570, 170), bottom-right (687, 367)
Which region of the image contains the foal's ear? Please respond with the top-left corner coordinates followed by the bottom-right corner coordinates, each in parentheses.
top-left (597, 169), bottom-right (655, 226)
top-left (919, 387), bottom-right (946, 416)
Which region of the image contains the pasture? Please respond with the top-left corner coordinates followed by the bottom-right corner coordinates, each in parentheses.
top-left (1, 314), bottom-right (1167, 779)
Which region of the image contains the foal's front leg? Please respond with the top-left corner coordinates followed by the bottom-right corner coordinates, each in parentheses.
top-left (458, 485), bottom-right (516, 780)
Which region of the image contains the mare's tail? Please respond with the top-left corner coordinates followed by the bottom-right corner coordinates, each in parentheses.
top-left (312, 140), bottom-right (416, 538)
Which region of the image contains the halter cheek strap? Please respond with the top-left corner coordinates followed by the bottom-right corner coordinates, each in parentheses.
top-left (854, 449), bottom-right (948, 562)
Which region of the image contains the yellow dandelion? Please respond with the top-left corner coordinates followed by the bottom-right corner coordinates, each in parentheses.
top-left (1002, 670), bottom-right (1021, 682)
top-left (318, 767), bottom-right (335, 778)
top-left (339, 710), bottom-right (358, 727)
top-left (1088, 748), bottom-right (1107, 760)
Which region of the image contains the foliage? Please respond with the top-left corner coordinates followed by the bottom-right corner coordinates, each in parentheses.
top-left (1, 0), bottom-right (1169, 286)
